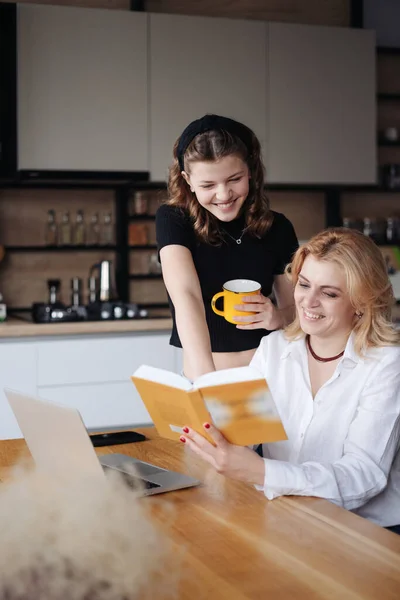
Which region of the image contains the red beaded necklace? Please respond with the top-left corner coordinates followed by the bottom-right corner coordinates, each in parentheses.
top-left (306, 335), bottom-right (345, 363)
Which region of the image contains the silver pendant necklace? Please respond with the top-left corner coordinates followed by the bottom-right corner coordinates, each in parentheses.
top-left (223, 227), bottom-right (248, 245)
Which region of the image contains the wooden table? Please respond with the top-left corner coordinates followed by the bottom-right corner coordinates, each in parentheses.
top-left (1, 428), bottom-right (400, 599)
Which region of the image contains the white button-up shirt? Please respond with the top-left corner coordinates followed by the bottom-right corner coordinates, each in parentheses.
top-left (250, 331), bottom-right (400, 527)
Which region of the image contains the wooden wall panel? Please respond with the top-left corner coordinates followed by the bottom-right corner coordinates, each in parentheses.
top-left (268, 191), bottom-right (325, 241)
top-left (4, 0), bottom-right (350, 25)
top-left (341, 192), bottom-right (400, 221)
top-left (378, 146), bottom-right (400, 168)
top-left (129, 278), bottom-right (168, 304)
top-left (377, 55), bottom-right (400, 95)
top-left (378, 102), bottom-right (400, 133)
top-left (0, 249), bottom-right (116, 307)
top-left (129, 249), bottom-right (158, 274)
top-left (0, 188), bottom-right (116, 307)
top-left (0, 188), bottom-right (115, 246)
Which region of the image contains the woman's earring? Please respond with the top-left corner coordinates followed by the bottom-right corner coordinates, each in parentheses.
top-left (356, 312), bottom-right (363, 318)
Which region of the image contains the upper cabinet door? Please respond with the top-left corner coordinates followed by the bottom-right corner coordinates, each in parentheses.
top-left (17, 5), bottom-right (148, 172)
top-left (267, 23), bottom-right (376, 184)
top-left (149, 14), bottom-right (267, 182)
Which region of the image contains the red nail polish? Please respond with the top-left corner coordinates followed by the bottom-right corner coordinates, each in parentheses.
top-left (179, 436), bottom-right (186, 443)
top-left (182, 427), bottom-right (189, 434)
top-left (204, 423), bottom-right (211, 429)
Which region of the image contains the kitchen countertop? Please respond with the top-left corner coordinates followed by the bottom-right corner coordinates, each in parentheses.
top-left (0, 317), bottom-right (173, 339)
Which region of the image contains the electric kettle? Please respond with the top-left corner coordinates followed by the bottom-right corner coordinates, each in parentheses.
top-left (89, 260), bottom-right (116, 302)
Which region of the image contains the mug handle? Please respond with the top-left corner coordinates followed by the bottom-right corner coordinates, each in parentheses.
top-left (211, 291), bottom-right (225, 316)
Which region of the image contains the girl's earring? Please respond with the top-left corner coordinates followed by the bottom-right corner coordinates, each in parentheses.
top-left (356, 312), bottom-right (363, 318)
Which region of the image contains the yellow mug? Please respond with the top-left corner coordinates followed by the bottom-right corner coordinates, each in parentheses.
top-left (211, 279), bottom-right (261, 324)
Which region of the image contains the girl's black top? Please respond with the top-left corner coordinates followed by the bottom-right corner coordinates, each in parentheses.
top-left (156, 204), bottom-right (299, 352)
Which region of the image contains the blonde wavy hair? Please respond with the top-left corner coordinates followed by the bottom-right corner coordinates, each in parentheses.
top-left (167, 128), bottom-right (273, 244)
top-left (285, 228), bottom-right (400, 355)
top-left (0, 468), bottom-right (180, 600)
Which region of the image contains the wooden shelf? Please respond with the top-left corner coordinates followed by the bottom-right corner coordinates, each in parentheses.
top-left (5, 245), bottom-right (118, 252)
top-left (129, 214), bottom-right (156, 220)
top-left (377, 93), bottom-right (400, 102)
top-left (129, 274), bottom-right (162, 280)
top-left (341, 186), bottom-right (400, 193)
top-left (129, 244), bottom-right (157, 250)
top-left (378, 140), bottom-right (400, 147)
top-left (265, 183), bottom-right (328, 191)
top-left (377, 46), bottom-right (400, 56)
top-left (138, 302), bottom-right (169, 309)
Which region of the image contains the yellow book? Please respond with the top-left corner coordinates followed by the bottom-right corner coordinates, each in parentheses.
top-left (131, 366), bottom-right (287, 446)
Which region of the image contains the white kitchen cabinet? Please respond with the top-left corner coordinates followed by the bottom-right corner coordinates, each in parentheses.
top-left (36, 381), bottom-right (152, 431)
top-left (17, 4), bottom-right (148, 172)
top-left (0, 330), bottom-right (178, 439)
top-left (0, 341), bottom-right (37, 440)
top-left (149, 13), bottom-right (268, 182)
top-left (36, 332), bottom-right (176, 387)
top-left (36, 332), bottom-right (177, 430)
top-left (266, 23), bottom-right (376, 184)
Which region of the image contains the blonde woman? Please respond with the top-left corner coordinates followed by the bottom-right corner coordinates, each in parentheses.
top-left (180, 228), bottom-right (400, 532)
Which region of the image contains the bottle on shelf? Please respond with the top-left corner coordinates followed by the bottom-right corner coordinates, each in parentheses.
top-left (131, 191), bottom-right (148, 215)
top-left (73, 210), bottom-right (86, 245)
top-left (385, 217), bottom-right (400, 245)
top-left (87, 213), bottom-right (100, 245)
top-left (47, 279), bottom-right (62, 306)
top-left (101, 212), bottom-right (114, 245)
top-left (362, 217), bottom-right (386, 245)
top-left (0, 292), bottom-right (7, 322)
top-left (88, 276), bottom-right (97, 303)
top-left (128, 222), bottom-right (148, 246)
top-left (44, 209), bottom-right (58, 246)
top-left (342, 217), bottom-right (352, 229)
top-left (58, 211), bottom-right (72, 246)
top-left (342, 217), bottom-right (364, 232)
top-left (71, 277), bottom-right (82, 307)
top-left (362, 217), bottom-right (372, 238)
top-left (148, 252), bottom-right (162, 274)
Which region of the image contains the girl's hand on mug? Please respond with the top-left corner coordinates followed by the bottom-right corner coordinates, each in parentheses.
top-left (179, 423), bottom-right (265, 486)
top-left (233, 293), bottom-right (283, 330)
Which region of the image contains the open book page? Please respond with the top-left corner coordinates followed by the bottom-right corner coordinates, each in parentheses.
top-left (131, 376), bottom-right (212, 442)
top-left (193, 366), bottom-right (263, 389)
top-left (197, 378), bottom-right (287, 446)
top-left (132, 365), bottom-right (192, 391)
top-left (131, 364), bottom-right (286, 446)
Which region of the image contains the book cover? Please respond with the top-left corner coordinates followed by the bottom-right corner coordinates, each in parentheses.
top-left (131, 366), bottom-right (287, 446)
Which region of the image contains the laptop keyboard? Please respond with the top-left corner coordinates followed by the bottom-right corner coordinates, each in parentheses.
top-left (102, 466), bottom-right (161, 490)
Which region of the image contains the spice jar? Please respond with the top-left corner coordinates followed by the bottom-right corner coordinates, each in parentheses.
top-left (148, 253), bottom-right (162, 274)
top-left (128, 223), bottom-right (148, 246)
top-left (132, 191), bottom-right (148, 215)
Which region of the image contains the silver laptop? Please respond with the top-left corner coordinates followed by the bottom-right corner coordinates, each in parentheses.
top-left (4, 388), bottom-right (200, 496)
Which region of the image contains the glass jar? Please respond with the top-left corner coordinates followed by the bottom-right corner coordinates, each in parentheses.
top-left (58, 211), bottom-right (72, 246)
top-left (386, 217), bottom-right (400, 245)
top-left (363, 217), bottom-right (385, 245)
top-left (73, 210), bottom-right (86, 245)
top-left (128, 223), bottom-right (148, 246)
top-left (45, 209), bottom-right (57, 246)
top-left (148, 253), bottom-right (162, 274)
top-left (87, 213), bottom-right (100, 245)
top-left (132, 191), bottom-right (148, 215)
top-left (101, 212), bottom-right (114, 245)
